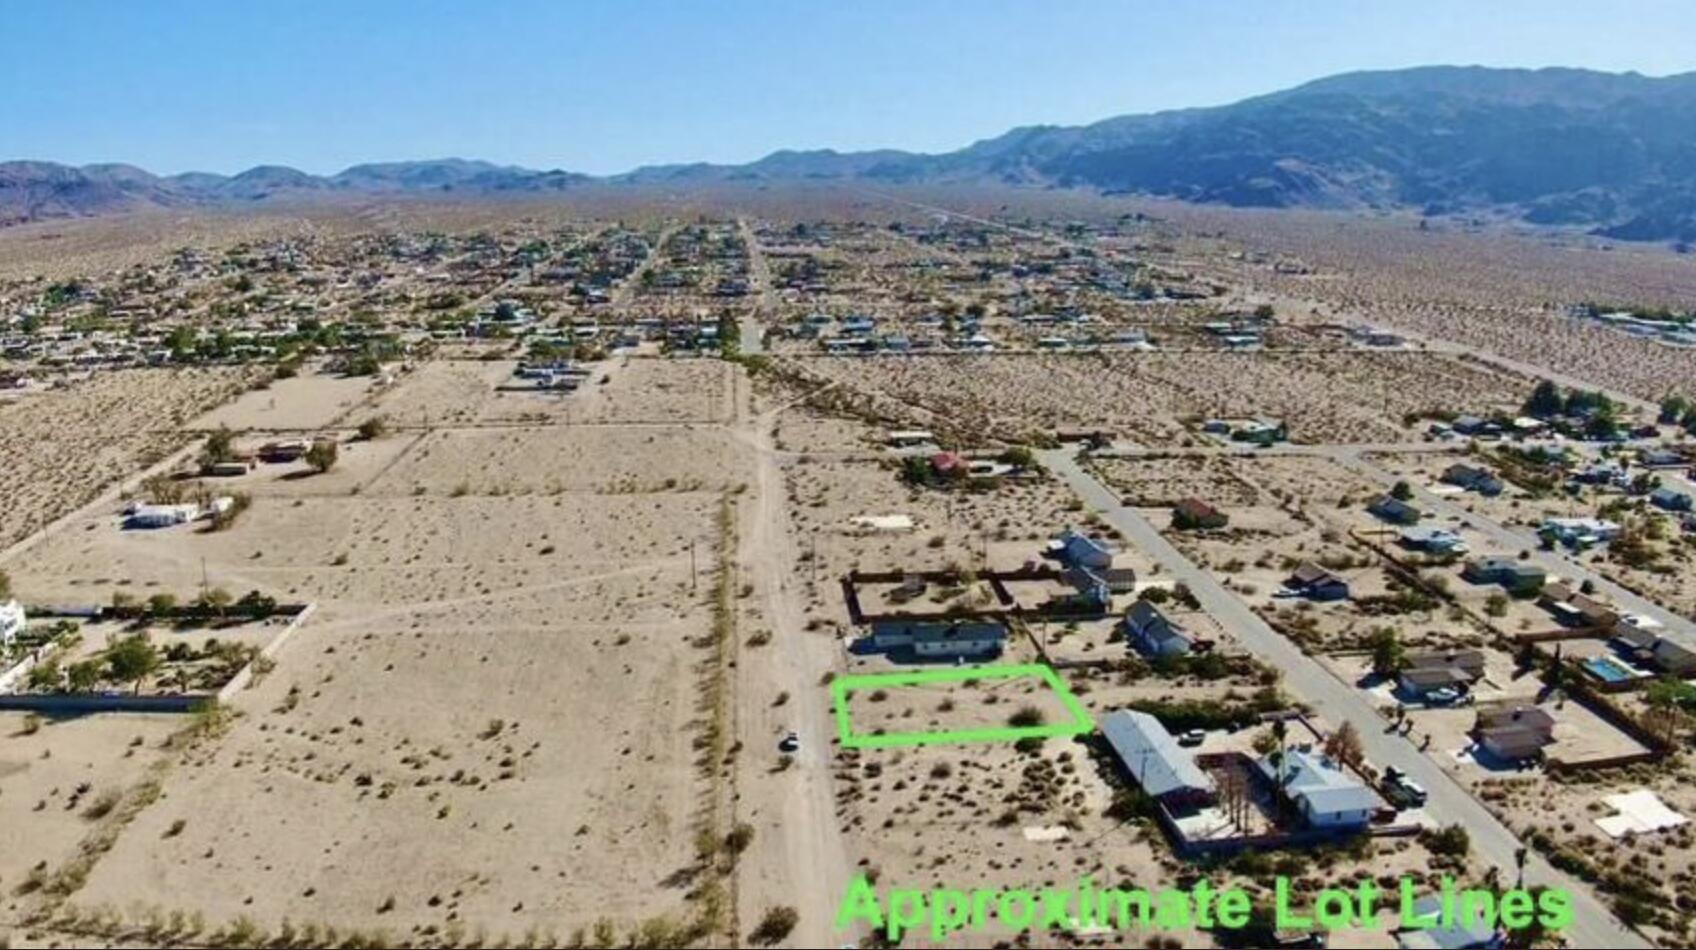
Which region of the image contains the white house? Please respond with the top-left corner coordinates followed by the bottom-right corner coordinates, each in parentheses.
top-left (124, 503), bottom-right (200, 529)
top-left (0, 599), bottom-right (24, 646)
top-left (1259, 748), bottom-right (1378, 830)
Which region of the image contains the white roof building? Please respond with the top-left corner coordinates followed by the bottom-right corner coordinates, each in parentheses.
top-left (0, 599), bottom-right (24, 646)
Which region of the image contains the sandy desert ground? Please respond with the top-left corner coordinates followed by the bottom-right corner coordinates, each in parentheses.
top-left (0, 367), bottom-right (258, 553)
top-left (778, 349), bottom-right (1528, 447)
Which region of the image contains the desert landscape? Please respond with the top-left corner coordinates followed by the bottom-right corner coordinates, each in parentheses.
top-left (1, 162), bottom-right (1694, 950)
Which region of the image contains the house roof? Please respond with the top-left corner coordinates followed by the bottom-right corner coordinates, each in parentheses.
top-left (1100, 711), bottom-right (1214, 799)
top-left (1478, 725), bottom-right (1550, 760)
top-left (1404, 649), bottom-right (1486, 681)
top-left (1124, 601), bottom-right (1190, 645)
top-left (1289, 562), bottom-right (1336, 586)
top-left (1476, 704), bottom-right (1555, 736)
top-left (1400, 667), bottom-right (1473, 690)
top-left (1397, 896), bottom-right (1500, 950)
top-left (1261, 749), bottom-right (1377, 815)
top-left (1652, 639), bottom-right (1696, 671)
top-left (1059, 528), bottom-right (1113, 565)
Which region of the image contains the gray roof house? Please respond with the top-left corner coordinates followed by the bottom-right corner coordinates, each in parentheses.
top-left (1258, 748), bottom-right (1377, 830)
top-left (1123, 600), bottom-right (1194, 657)
top-left (1368, 494), bottom-right (1422, 525)
top-left (1397, 650), bottom-right (1486, 698)
top-left (1441, 463), bottom-right (1504, 496)
top-left (1100, 710), bottom-right (1215, 807)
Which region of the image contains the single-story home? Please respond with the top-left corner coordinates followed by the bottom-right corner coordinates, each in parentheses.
top-left (1123, 600), bottom-right (1193, 657)
top-left (1100, 710), bottom-right (1215, 808)
top-left (867, 620), bottom-right (1008, 660)
top-left (1442, 463), bottom-right (1504, 496)
top-left (1399, 526), bottom-right (1468, 555)
top-left (1640, 449), bottom-right (1687, 469)
top-left (1397, 650), bottom-right (1486, 699)
top-left (1539, 517), bottom-right (1622, 547)
top-left (1259, 748), bottom-right (1377, 830)
top-left (1461, 556), bottom-right (1546, 595)
top-left (1474, 705), bottom-right (1556, 762)
top-left (1649, 637), bottom-right (1696, 676)
top-left (1054, 527), bottom-right (1114, 570)
top-left (1452, 416), bottom-right (1502, 438)
top-left (1651, 487), bottom-right (1694, 512)
top-left (124, 503), bottom-right (200, 529)
top-left (1396, 895), bottom-right (1505, 950)
top-left (0, 599), bottom-right (24, 646)
top-left (1284, 562), bottom-right (1351, 601)
top-left (1368, 494), bottom-right (1422, 525)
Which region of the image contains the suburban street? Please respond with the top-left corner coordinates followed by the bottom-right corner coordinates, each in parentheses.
top-left (1338, 447), bottom-right (1696, 641)
top-left (1039, 447), bottom-right (1650, 949)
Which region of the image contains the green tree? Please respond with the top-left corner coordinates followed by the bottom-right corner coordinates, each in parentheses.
top-left (356, 416), bottom-right (388, 441)
top-left (1522, 379), bottom-right (1564, 418)
top-left (27, 657), bottom-right (61, 692)
top-left (1369, 626), bottom-right (1405, 676)
top-left (1390, 479), bottom-right (1414, 501)
top-left (0, 567), bottom-right (11, 600)
top-left (199, 587), bottom-right (234, 618)
top-left (106, 635), bottom-right (161, 694)
top-left (67, 660), bottom-right (102, 693)
top-left (304, 440), bottom-right (339, 474)
top-left (199, 425), bottom-right (236, 467)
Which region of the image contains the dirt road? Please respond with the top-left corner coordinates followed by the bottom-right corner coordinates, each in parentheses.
top-left (730, 379), bottom-right (855, 946)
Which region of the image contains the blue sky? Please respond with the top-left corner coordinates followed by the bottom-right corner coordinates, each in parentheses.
top-left (5, 0), bottom-right (1694, 176)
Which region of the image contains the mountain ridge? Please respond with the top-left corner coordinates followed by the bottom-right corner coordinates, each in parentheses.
top-left (6, 65), bottom-right (1696, 240)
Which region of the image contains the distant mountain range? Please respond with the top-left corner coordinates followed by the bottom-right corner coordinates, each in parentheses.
top-left (7, 65), bottom-right (1696, 240)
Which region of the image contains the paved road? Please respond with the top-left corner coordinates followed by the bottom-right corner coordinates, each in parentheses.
top-left (1039, 447), bottom-right (1648, 949)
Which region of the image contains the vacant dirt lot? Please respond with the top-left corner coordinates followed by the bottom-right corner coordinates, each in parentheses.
top-left (780, 350), bottom-right (1526, 447)
top-left (0, 367), bottom-right (256, 552)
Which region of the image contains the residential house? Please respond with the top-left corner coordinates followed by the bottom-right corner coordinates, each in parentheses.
top-left (1539, 517), bottom-right (1622, 548)
top-left (0, 599), bottom-right (24, 646)
top-left (1617, 627), bottom-right (1696, 676)
top-left (1100, 711), bottom-right (1215, 808)
top-left (1055, 527), bottom-right (1114, 570)
top-left (866, 620), bottom-right (1008, 660)
top-left (884, 430), bottom-right (937, 450)
top-left (1452, 415), bottom-right (1502, 438)
top-left (1368, 494), bottom-right (1422, 525)
top-left (1441, 463), bottom-right (1504, 496)
top-left (123, 503), bottom-right (200, 529)
top-left (1397, 650), bottom-right (1486, 700)
top-left (1539, 581), bottom-right (1621, 629)
top-left (1461, 557), bottom-right (1546, 595)
top-left (1396, 896), bottom-right (1505, 950)
top-left (1284, 562), bottom-right (1351, 601)
top-left (1398, 526), bottom-right (1469, 555)
top-left (1258, 748), bottom-right (1377, 830)
top-left (1473, 705), bottom-right (1556, 762)
top-left (1230, 420), bottom-right (1286, 446)
top-left (1640, 448), bottom-right (1687, 469)
top-left (1651, 487), bottom-right (1693, 512)
top-left (1573, 461), bottom-right (1627, 486)
top-left (1171, 498), bottom-right (1228, 530)
top-left (1123, 601), bottom-right (1194, 657)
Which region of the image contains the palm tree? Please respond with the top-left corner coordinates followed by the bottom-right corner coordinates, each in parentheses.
top-left (1514, 846), bottom-right (1528, 888)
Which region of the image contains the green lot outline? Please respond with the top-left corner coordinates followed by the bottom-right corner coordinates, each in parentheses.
top-left (831, 663), bottom-right (1093, 749)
